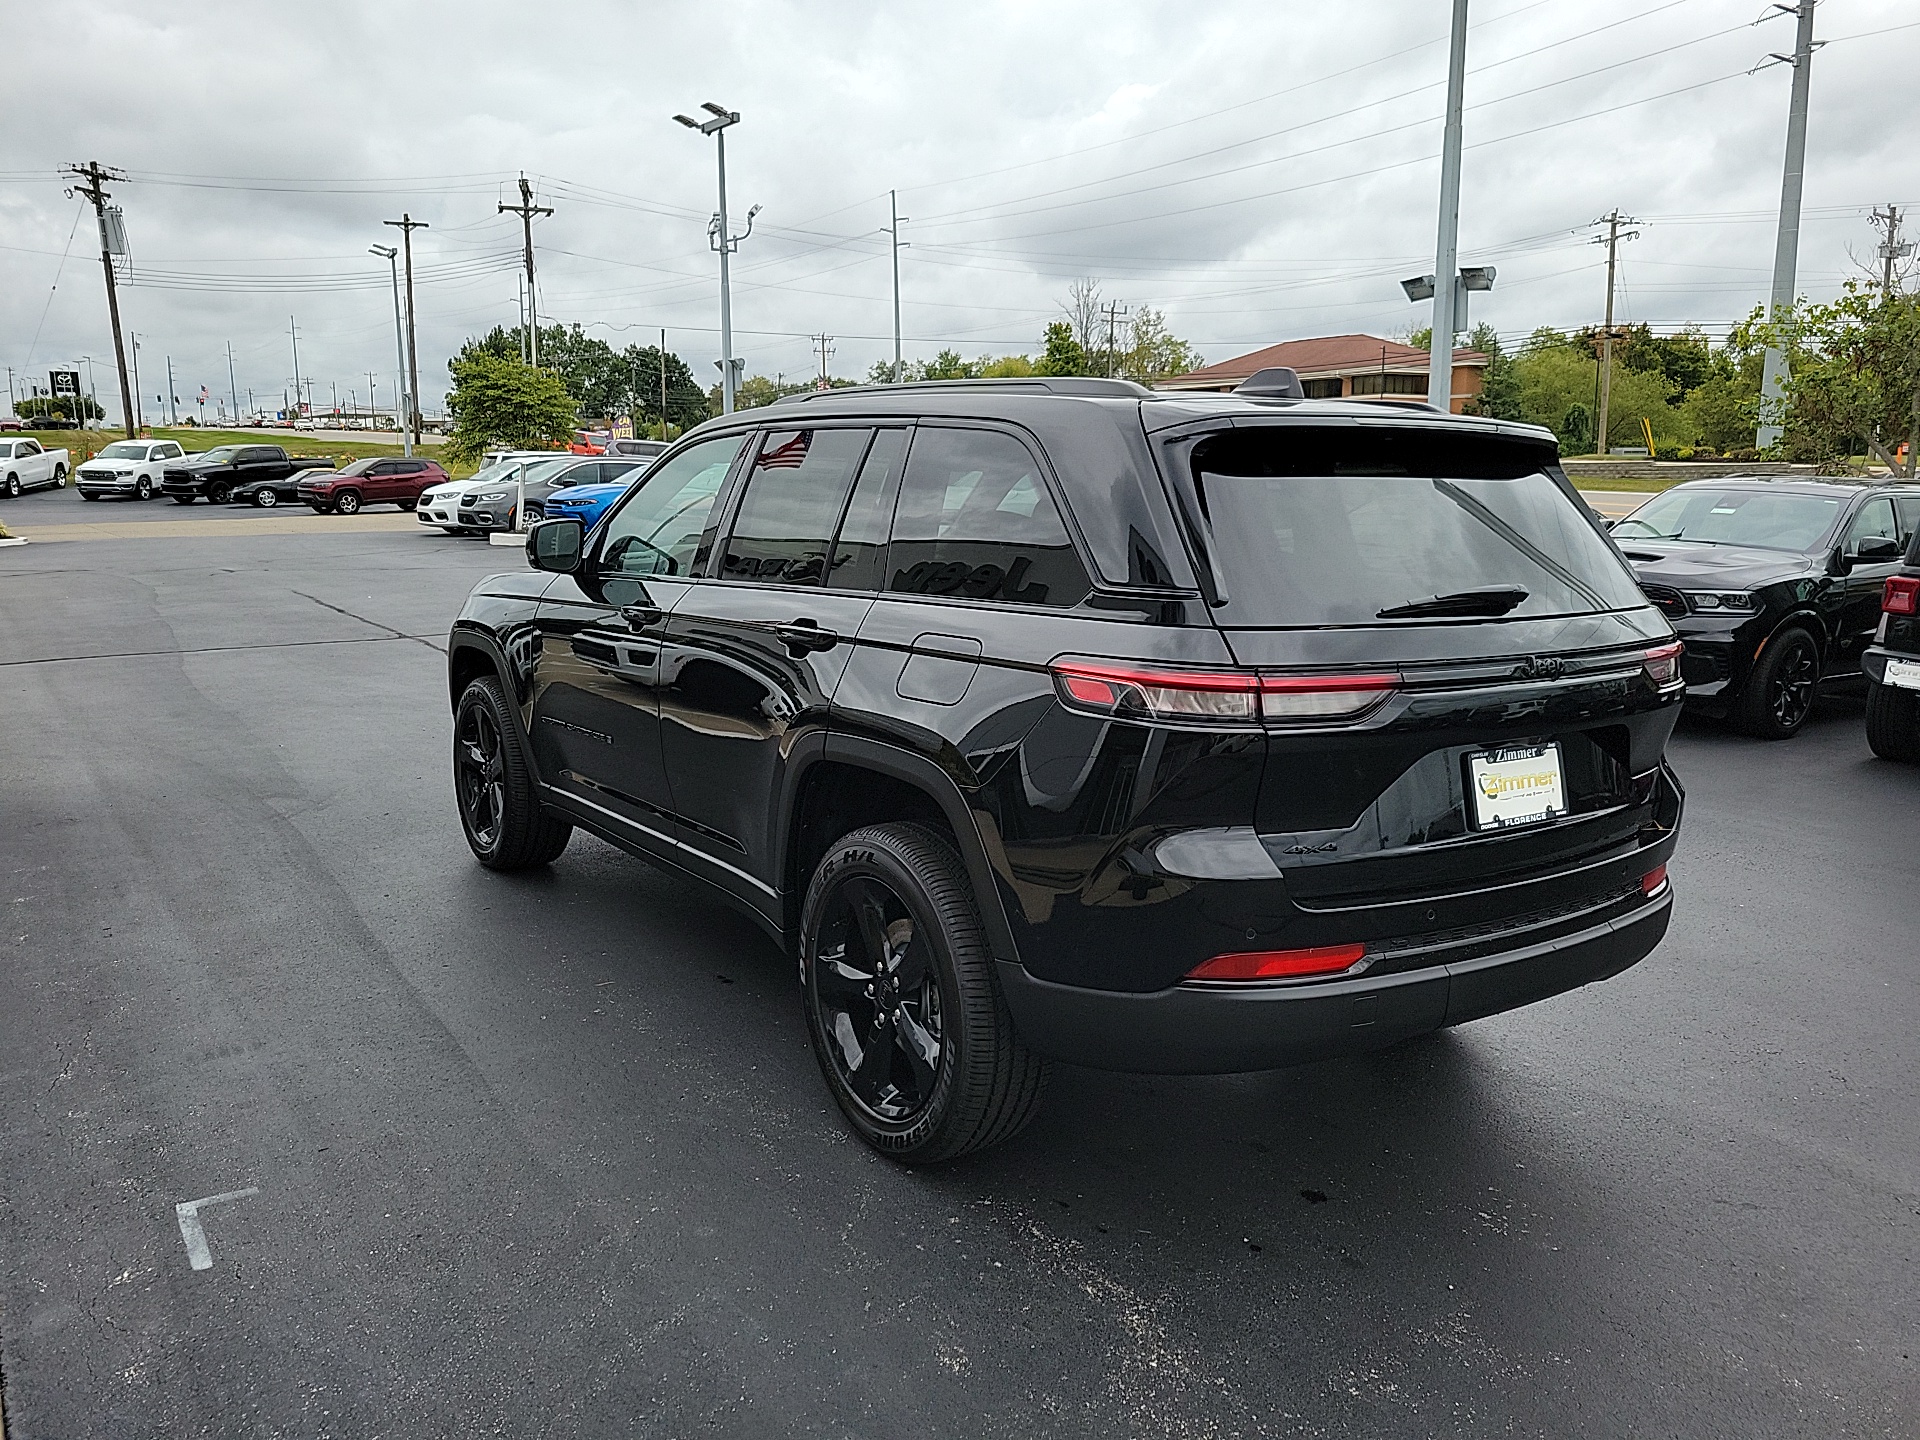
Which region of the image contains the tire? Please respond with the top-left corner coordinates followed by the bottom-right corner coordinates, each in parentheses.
top-left (80, 490), bottom-right (99, 501)
top-left (1865, 678), bottom-right (1920, 763)
top-left (207, 483), bottom-right (232, 505)
top-left (453, 675), bottom-right (572, 870)
top-left (333, 489), bottom-right (362, 515)
top-left (53, 464), bottom-right (67, 486)
top-left (173, 495), bottom-right (196, 505)
top-left (308, 504), bottom-right (328, 514)
top-left (1735, 627), bottom-right (1821, 739)
top-left (254, 487), bottom-right (279, 508)
top-left (4, 476), bottom-right (18, 498)
top-left (399, 498), bottom-right (416, 511)
top-left (134, 476), bottom-right (152, 500)
top-left (799, 822), bottom-right (1047, 1163)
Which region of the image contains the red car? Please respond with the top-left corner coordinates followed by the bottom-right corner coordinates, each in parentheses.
top-left (297, 456), bottom-right (448, 514)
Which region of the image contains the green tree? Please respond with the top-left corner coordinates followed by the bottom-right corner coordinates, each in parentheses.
top-left (1678, 345), bottom-right (1764, 453)
top-left (1575, 323), bottom-right (1713, 405)
top-left (459, 323), bottom-right (629, 420)
top-left (1117, 307), bottom-right (1201, 383)
top-left (1036, 321), bottom-right (1090, 377)
top-left (621, 344), bottom-right (709, 435)
top-left (445, 351), bottom-right (577, 466)
top-left (1741, 284), bottom-right (1920, 474)
top-left (1461, 323), bottom-right (1523, 420)
top-left (17, 394), bottom-right (105, 423)
top-left (1509, 334), bottom-right (1682, 453)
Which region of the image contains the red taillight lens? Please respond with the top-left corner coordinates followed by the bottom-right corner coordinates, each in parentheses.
top-left (1641, 863), bottom-right (1668, 896)
top-left (1051, 662), bottom-right (1399, 725)
top-left (1186, 943), bottom-right (1367, 982)
top-left (1884, 576), bottom-right (1920, 616)
top-left (1643, 641), bottom-right (1684, 689)
top-left (1257, 672), bottom-right (1399, 722)
top-left (1052, 662), bottom-right (1259, 721)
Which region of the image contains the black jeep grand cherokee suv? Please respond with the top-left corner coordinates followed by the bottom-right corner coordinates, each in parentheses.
top-left (446, 377), bottom-right (1685, 1161)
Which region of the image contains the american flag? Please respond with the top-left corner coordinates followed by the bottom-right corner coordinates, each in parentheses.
top-left (756, 431), bottom-right (812, 470)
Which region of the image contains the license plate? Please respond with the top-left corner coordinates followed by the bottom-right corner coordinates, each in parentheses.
top-left (1467, 744), bottom-right (1567, 830)
top-left (1886, 657), bottom-right (1920, 692)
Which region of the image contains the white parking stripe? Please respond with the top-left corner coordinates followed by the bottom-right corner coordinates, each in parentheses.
top-left (174, 1187), bottom-right (259, 1271)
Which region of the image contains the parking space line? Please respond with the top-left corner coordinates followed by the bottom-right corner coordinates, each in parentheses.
top-left (174, 1188), bottom-right (259, 1271)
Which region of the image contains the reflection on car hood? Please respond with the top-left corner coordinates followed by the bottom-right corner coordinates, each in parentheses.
top-left (1619, 540), bottom-right (1813, 589)
top-left (81, 460), bottom-right (133, 471)
top-left (546, 482), bottom-right (628, 505)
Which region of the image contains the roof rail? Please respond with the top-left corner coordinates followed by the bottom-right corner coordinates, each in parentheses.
top-left (772, 376), bottom-right (1151, 405)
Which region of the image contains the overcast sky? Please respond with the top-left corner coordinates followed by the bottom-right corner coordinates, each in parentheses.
top-left (3, 0), bottom-right (1916, 423)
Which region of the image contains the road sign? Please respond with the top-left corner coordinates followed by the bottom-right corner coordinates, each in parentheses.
top-left (50, 370), bottom-right (80, 397)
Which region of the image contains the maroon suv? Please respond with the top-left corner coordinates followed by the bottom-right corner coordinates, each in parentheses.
top-left (298, 456), bottom-right (449, 514)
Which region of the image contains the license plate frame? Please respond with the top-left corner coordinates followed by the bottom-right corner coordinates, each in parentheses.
top-left (1466, 742), bottom-right (1568, 831)
top-left (1884, 656), bottom-right (1920, 692)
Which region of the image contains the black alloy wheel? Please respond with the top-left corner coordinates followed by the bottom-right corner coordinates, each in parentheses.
top-left (453, 675), bottom-right (572, 869)
top-left (208, 482), bottom-right (232, 504)
top-left (253, 487), bottom-right (278, 507)
top-left (1737, 628), bottom-right (1820, 739)
top-left (333, 489), bottom-right (362, 515)
top-left (134, 477), bottom-right (152, 500)
top-left (800, 823), bottom-right (1046, 1163)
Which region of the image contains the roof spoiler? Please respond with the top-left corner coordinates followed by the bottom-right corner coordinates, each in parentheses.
top-left (1233, 367), bottom-right (1306, 399)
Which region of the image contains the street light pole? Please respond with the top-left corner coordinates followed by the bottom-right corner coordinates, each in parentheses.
top-left (1427, 0), bottom-right (1470, 414)
top-left (674, 102), bottom-right (756, 415)
top-left (1756, 0), bottom-right (1819, 449)
top-left (370, 243), bottom-right (411, 457)
top-left (383, 214), bottom-right (429, 447)
top-left (889, 189), bottom-right (908, 384)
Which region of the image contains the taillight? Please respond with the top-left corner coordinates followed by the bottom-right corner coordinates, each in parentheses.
top-left (1051, 661), bottom-right (1398, 725)
top-left (1884, 576), bottom-right (1920, 616)
top-left (1642, 863), bottom-right (1668, 897)
top-left (1186, 943), bottom-right (1367, 982)
top-left (1643, 641), bottom-right (1684, 689)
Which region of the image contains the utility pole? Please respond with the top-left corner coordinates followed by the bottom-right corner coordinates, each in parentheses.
top-left (371, 243), bottom-right (411, 456)
top-left (226, 341), bottom-right (239, 422)
top-left (1427, 0), bottom-right (1470, 413)
top-left (61, 161), bottom-right (136, 438)
top-left (1757, 0), bottom-right (1819, 449)
top-left (889, 190), bottom-right (908, 383)
top-left (165, 355), bottom-right (177, 427)
top-left (383, 214), bottom-right (428, 446)
top-left (1872, 204), bottom-right (1911, 293)
top-left (79, 355), bottom-right (98, 427)
top-left (1592, 210), bottom-right (1640, 456)
top-left (660, 328), bottom-right (670, 440)
top-left (367, 370), bottom-right (379, 425)
top-left (129, 334), bottom-right (143, 431)
top-left (288, 315), bottom-right (304, 419)
top-left (813, 333), bottom-right (835, 389)
top-left (1101, 300), bottom-right (1131, 378)
top-left (499, 176), bottom-right (552, 366)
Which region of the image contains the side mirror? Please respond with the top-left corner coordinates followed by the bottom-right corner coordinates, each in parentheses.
top-left (1600, 516), bottom-right (1618, 531)
top-left (1854, 535), bottom-right (1902, 561)
top-left (526, 517), bottom-right (584, 573)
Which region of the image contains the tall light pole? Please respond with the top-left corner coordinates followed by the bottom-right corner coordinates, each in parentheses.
top-left (383, 214), bottom-right (428, 446)
top-left (889, 190), bottom-right (909, 383)
top-left (1756, 0), bottom-right (1819, 449)
top-left (1427, 0), bottom-right (1470, 413)
top-left (226, 341), bottom-right (239, 422)
top-left (370, 243), bottom-right (412, 457)
top-left (674, 102), bottom-right (757, 414)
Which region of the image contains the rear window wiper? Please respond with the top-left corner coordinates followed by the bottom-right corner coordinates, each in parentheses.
top-left (1377, 586), bottom-right (1529, 619)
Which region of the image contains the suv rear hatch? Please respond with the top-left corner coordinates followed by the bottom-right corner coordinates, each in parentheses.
top-left (1164, 420), bottom-right (1681, 950)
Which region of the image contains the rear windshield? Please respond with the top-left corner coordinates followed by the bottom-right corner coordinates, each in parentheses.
top-left (1610, 486), bottom-right (1842, 552)
top-left (1189, 428), bottom-right (1647, 626)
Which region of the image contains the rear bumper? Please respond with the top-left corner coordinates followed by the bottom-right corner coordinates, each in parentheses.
top-left (998, 887), bottom-right (1671, 1074)
top-left (1862, 644), bottom-right (1920, 685)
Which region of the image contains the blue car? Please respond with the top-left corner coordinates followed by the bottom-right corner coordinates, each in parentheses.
top-left (541, 479), bottom-right (631, 530)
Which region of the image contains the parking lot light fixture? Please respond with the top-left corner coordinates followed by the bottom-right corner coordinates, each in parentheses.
top-left (675, 101), bottom-right (748, 414)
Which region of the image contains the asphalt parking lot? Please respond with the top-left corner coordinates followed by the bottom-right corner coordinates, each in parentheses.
top-left (1, 487), bottom-right (1915, 1439)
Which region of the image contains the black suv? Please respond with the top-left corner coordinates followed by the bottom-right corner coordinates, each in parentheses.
top-left (1613, 478), bottom-right (1920, 738)
top-left (446, 377), bottom-right (1686, 1161)
top-left (1862, 529), bottom-right (1920, 761)
top-left (161, 443), bottom-right (305, 504)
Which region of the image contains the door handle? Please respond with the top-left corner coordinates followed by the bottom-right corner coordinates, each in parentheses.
top-left (620, 603), bottom-right (664, 632)
top-left (772, 619), bottom-right (841, 654)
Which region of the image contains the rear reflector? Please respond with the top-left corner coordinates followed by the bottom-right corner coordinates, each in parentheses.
top-left (1641, 863), bottom-right (1668, 896)
top-left (1884, 576), bottom-right (1919, 616)
top-left (1643, 641), bottom-right (1684, 689)
top-left (1186, 943), bottom-right (1367, 982)
top-left (1051, 661), bottom-right (1398, 725)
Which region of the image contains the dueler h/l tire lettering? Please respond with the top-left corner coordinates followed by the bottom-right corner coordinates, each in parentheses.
top-left (799, 822), bottom-right (1046, 1164)
top-left (453, 675), bottom-right (573, 869)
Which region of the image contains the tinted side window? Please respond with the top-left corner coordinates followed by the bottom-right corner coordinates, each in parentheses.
top-left (1846, 497), bottom-right (1897, 551)
top-left (599, 434), bottom-right (744, 580)
top-left (1893, 496), bottom-right (1920, 550)
top-left (722, 428), bottom-right (872, 586)
top-left (825, 429), bottom-right (907, 592)
top-left (886, 427), bottom-right (1089, 607)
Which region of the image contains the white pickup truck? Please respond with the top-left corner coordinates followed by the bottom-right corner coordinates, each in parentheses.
top-left (1, 438), bottom-right (69, 498)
